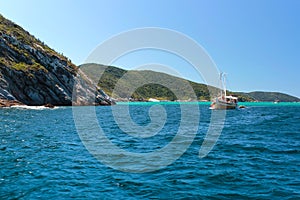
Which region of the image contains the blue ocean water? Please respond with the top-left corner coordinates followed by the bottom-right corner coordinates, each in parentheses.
top-left (0, 103), bottom-right (299, 199)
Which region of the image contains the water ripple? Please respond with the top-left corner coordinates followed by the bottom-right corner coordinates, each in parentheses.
top-left (0, 104), bottom-right (299, 199)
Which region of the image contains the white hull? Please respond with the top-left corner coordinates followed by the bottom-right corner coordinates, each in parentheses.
top-left (210, 96), bottom-right (238, 110)
top-left (210, 101), bottom-right (237, 110)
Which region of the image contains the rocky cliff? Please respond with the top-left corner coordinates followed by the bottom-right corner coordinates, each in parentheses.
top-left (0, 14), bottom-right (114, 107)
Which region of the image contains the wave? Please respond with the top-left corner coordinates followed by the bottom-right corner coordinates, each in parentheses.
top-left (10, 105), bottom-right (59, 110)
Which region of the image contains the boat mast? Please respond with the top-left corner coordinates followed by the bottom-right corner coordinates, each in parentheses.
top-left (219, 73), bottom-right (223, 97)
top-left (223, 73), bottom-right (227, 97)
top-left (220, 72), bottom-right (227, 97)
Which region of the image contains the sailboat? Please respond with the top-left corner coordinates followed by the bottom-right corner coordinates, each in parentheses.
top-left (210, 73), bottom-right (238, 110)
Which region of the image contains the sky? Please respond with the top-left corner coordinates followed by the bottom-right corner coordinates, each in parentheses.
top-left (0, 0), bottom-right (299, 97)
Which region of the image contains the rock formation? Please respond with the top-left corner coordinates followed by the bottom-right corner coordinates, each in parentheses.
top-left (0, 14), bottom-right (114, 107)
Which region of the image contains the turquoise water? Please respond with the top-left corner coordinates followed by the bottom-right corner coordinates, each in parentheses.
top-left (117, 101), bottom-right (300, 107)
top-left (0, 103), bottom-right (299, 199)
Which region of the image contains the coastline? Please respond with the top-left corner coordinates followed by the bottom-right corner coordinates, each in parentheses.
top-left (1, 99), bottom-right (299, 108)
top-left (0, 99), bottom-right (24, 107)
top-left (115, 101), bottom-right (300, 106)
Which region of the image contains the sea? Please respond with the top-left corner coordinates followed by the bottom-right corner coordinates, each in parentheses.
top-left (0, 102), bottom-right (299, 199)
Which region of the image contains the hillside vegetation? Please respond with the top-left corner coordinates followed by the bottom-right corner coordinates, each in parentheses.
top-left (3, 13), bottom-right (297, 106)
top-left (0, 14), bottom-right (114, 106)
top-left (0, 14), bottom-right (74, 71)
top-left (80, 64), bottom-right (256, 102)
top-left (80, 64), bottom-right (300, 102)
top-left (246, 91), bottom-right (299, 102)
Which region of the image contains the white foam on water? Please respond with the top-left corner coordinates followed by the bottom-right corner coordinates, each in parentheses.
top-left (10, 105), bottom-right (58, 110)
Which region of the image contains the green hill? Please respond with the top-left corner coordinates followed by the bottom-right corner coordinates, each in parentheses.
top-left (80, 63), bottom-right (300, 102)
top-left (245, 91), bottom-right (299, 102)
top-left (0, 14), bottom-right (114, 106)
top-left (80, 64), bottom-right (256, 102)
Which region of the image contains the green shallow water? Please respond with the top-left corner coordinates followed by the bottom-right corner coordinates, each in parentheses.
top-left (117, 101), bottom-right (300, 107)
top-left (240, 102), bottom-right (300, 107)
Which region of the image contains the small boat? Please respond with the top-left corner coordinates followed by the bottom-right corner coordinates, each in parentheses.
top-left (148, 98), bottom-right (160, 102)
top-left (210, 73), bottom-right (238, 110)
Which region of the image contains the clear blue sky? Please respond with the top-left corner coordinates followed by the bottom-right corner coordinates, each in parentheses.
top-left (0, 0), bottom-right (299, 97)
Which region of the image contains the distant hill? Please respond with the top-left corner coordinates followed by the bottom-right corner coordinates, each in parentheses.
top-left (80, 64), bottom-right (252, 102)
top-left (242, 91), bottom-right (299, 102)
top-left (80, 64), bottom-right (300, 102)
